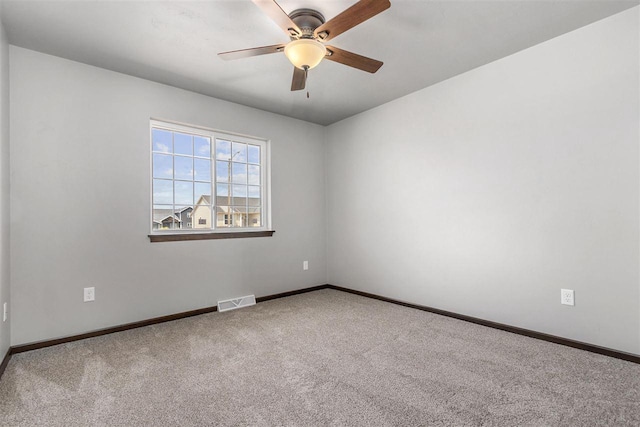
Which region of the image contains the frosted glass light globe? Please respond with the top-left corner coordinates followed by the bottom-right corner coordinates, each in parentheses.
top-left (284, 39), bottom-right (326, 70)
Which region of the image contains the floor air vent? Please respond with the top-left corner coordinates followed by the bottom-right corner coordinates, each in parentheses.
top-left (217, 295), bottom-right (256, 313)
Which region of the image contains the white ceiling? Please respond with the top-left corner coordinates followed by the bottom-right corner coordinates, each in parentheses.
top-left (1, 0), bottom-right (637, 125)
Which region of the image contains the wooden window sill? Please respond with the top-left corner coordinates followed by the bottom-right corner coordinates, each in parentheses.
top-left (148, 230), bottom-right (275, 243)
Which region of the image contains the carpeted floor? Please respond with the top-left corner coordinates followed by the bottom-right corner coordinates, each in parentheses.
top-left (0, 289), bottom-right (639, 426)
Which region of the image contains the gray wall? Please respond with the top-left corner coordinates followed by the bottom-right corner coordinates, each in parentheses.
top-left (326, 8), bottom-right (640, 354)
top-left (10, 47), bottom-right (326, 346)
top-left (0, 9), bottom-right (10, 357)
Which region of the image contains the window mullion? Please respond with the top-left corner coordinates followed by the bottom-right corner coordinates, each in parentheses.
top-left (171, 131), bottom-right (176, 230)
top-left (211, 135), bottom-right (215, 231)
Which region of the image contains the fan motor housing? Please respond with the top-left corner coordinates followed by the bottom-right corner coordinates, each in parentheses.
top-left (289, 9), bottom-right (325, 39)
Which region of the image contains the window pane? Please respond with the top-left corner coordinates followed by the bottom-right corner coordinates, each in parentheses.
top-left (248, 144), bottom-right (260, 164)
top-left (194, 158), bottom-right (211, 182)
top-left (153, 154), bottom-right (172, 179)
top-left (175, 181), bottom-right (193, 205)
top-left (232, 185), bottom-right (247, 197)
top-left (232, 162), bottom-right (247, 184)
top-left (248, 207), bottom-right (261, 227)
top-left (174, 133), bottom-right (193, 155)
top-left (193, 204), bottom-right (211, 229)
top-left (216, 206), bottom-right (232, 228)
top-left (160, 217), bottom-right (175, 230)
top-left (194, 136), bottom-right (210, 158)
top-left (216, 160), bottom-right (229, 183)
top-left (216, 183), bottom-right (229, 197)
top-left (174, 156), bottom-right (193, 180)
top-left (216, 140), bottom-right (231, 160)
top-left (153, 179), bottom-right (173, 204)
top-left (248, 165), bottom-right (260, 185)
top-left (232, 184), bottom-right (247, 206)
top-left (216, 187), bottom-right (231, 218)
top-left (153, 205), bottom-right (174, 230)
top-left (174, 206), bottom-right (193, 229)
top-left (231, 209), bottom-right (248, 228)
top-left (248, 186), bottom-right (261, 206)
top-left (152, 129), bottom-right (172, 153)
top-left (232, 142), bottom-right (247, 163)
top-left (194, 182), bottom-right (211, 204)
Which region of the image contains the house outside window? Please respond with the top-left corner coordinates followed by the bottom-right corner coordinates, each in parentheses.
top-left (151, 120), bottom-right (270, 234)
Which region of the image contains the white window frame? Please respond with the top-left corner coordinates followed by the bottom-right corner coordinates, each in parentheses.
top-left (150, 119), bottom-right (271, 235)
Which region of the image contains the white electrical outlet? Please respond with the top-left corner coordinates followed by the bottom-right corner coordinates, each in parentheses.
top-left (561, 289), bottom-right (574, 306)
top-left (303, 260), bottom-right (309, 271)
top-left (84, 287), bottom-right (95, 302)
top-left (2, 302), bottom-right (6, 322)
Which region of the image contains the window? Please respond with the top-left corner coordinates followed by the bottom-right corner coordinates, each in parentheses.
top-left (151, 120), bottom-right (270, 236)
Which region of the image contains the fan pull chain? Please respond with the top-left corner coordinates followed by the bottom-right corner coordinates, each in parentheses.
top-left (305, 67), bottom-right (310, 99)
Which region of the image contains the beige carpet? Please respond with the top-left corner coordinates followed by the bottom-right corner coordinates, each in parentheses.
top-left (0, 289), bottom-right (639, 426)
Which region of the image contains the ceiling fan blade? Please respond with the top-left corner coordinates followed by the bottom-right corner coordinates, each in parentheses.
top-left (291, 67), bottom-right (306, 91)
top-left (314, 0), bottom-right (390, 42)
top-left (218, 44), bottom-right (286, 61)
top-left (252, 0), bottom-right (302, 38)
top-left (324, 46), bottom-right (383, 73)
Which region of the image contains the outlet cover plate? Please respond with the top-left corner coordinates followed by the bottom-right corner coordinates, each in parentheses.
top-left (84, 287), bottom-right (95, 302)
top-left (561, 289), bottom-right (574, 306)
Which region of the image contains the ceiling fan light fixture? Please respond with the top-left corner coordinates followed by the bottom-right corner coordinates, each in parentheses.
top-left (284, 38), bottom-right (326, 70)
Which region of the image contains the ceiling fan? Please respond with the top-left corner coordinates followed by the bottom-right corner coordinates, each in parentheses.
top-left (218, 0), bottom-right (391, 91)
